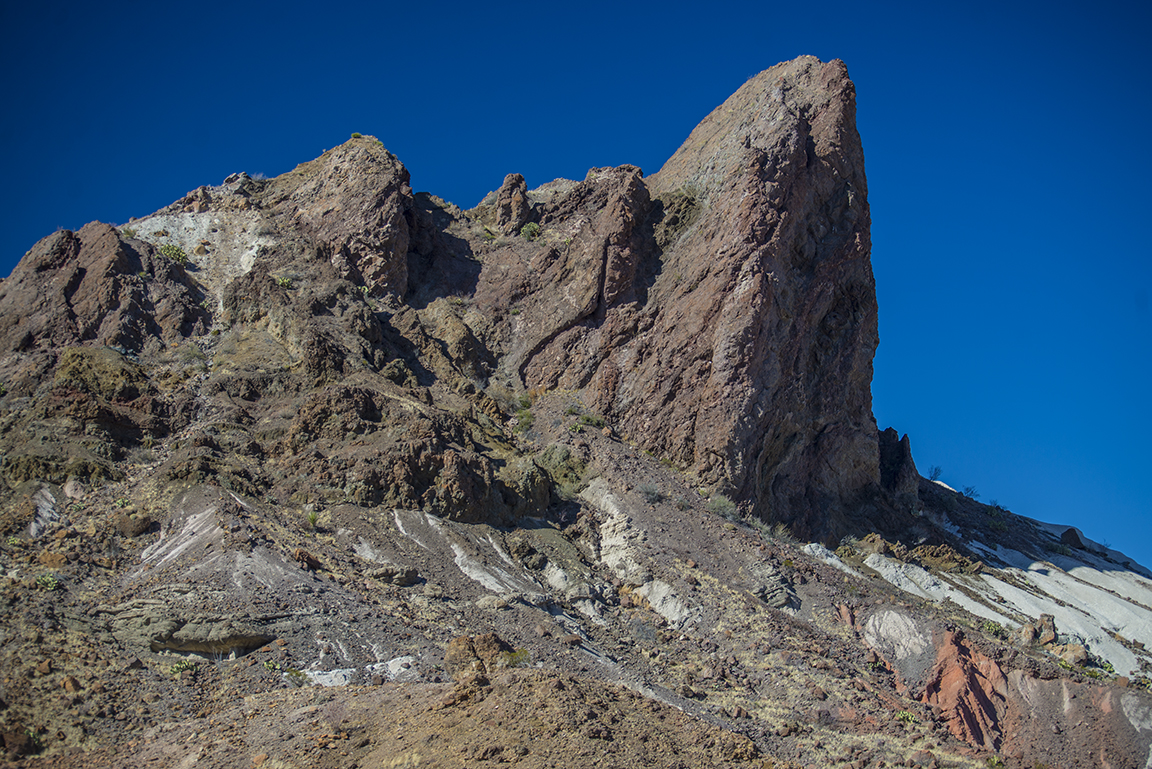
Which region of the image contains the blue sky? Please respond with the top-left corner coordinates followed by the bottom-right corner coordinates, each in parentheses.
top-left (2, 1), bottom-right (1149, 566)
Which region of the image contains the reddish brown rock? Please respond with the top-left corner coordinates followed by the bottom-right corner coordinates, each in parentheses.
top-left (919, 630), bottom-right (1006, 751)
top-left (266, 136), bottom-right (413, 297)
top-left (0, 221), bottom-right (205, 390)
top-left (493, 173), bottom-right (533, 235)
top-left (471, 57), bottom-right (885, 544)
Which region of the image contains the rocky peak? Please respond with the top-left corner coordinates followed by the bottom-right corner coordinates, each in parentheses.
top-left (0, 58), bottom-right (1148, 769)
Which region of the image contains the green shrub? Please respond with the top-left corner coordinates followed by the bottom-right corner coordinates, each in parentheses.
top-left (981, 620), bottom-right (1006, 638)
top-left (520, 222), bottom-right (541, 241)
top-left (275, 276), bottom-right (293, 289)
top-left (351, 132), bottom-right (363, 138)
top-left (283, 668), bottom-right (309, 687)
top-left (121, 226), bottom-right (137, 239)
top-left (169, 659), bottom-right (196, 676)
top-left (36, 574), bottom-right (61, 591)
top-left (159, 243), bottom-right (188, 264)
top-left (514, 408), bottom-right (534, 433)
top-left (498, 648), bottom-right (531, 668)
top-left (895, 710), bottom-right (919, 723)
top-left (706, 495), bottom-right (737, 519)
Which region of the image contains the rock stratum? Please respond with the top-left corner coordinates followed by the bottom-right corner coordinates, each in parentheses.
top-left (0, 56), bottom-right (1149, 769)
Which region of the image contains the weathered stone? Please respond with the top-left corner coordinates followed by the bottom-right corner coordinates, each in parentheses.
top-left (494, 173), bottom-right (533, 235)
top-left (268, 137), bottom-right (413, 297)
top-left (366, 565), bottom-right (419, 586)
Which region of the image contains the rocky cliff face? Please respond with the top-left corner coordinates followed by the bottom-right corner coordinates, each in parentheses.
top-left (0, 56), bottom-right (1148, 769)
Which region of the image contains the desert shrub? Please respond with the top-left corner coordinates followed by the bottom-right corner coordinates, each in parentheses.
top-left (895, 710), bottom-right (919, 723)
top-left (284, 668), bottom-right (309, 687)
top-left (981, 620), bottom-right (1006, 638)
top-left (928, 465), bottom-right (942, 481)
top-left (963, 485), bottom-right (980, 500)
top-left (638, 483), bottom-right (663, 504)
top-left (706, 495), bottom-right (737, 520)
top-left (674, 496), bottom-right (691, 511)
top-left (275, 276), bottom-right (293, 289)
top-left (520, 222), bottom-right (541, 241)
top-left (498, 648), bottom-right (531, 668)
top-left (121, 226), bottom-right (137, 239)
top-left (36, 574), bottom-right (61, 591)
top-left (771, 522), bottom-right (797, 543)
top-left (351, 132), bottom-right (362, 138)
top-left (169, 659), bottom-right (196, 676)
top-left (159, 243), bottom-right (188, 264)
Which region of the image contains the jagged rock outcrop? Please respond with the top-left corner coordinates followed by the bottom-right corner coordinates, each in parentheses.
top-left (1, 56), bottom-right (1150, 769)
top-left (265, 139), bottom-right (415, 297)
top-left (0, 222), bottom-right (207, 391)
top-left (467, 56), bottom-right (881, 543)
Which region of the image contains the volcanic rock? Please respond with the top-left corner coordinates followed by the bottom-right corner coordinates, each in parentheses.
top-left (0, 56), bottom-right (1150, 769)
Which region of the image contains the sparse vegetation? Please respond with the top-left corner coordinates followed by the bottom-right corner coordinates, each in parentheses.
top-left (928, 465), bottom-right (942, 481)
top-left (36, 574), bottom-right (61, 591)
top-left (498, 648), bottom-right (531, 668)
top-left (351, 132), bottom-right (363, 138)
top-left (306, 509), bottom-right (319, 530)
top-left (771, 522), bottom-right (797, 543)
top-left (169, 659), bottom-right (197, 677)
top-left (638, 483), bottom-right (663, 504)
top-left (520, 222), bottom-right (541, 241)
top-left (121, 226), bottom-right (137, 239)
top-left (159, 243), bottom-right (189, 264)
top-left (981, 620), bottom-right (1006, 638)
top-left (283, 668), bottom-right (309, 687)
top-left (706, 494), bottom-right (737, 520)
top-left (895, 710), bottom-right (919, 723)
top-left (514, 408), bottom-right (534, 433)
top-left (963, 485), bottom-right (980, 500)
top-left (276, 276), bottom-right (294, 289)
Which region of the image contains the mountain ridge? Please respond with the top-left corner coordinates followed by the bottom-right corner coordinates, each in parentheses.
top-left (0, 56), bottom-right (1149, 768)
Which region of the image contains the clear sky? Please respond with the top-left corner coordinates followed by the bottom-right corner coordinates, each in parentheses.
top-left (2, 1), bottom-right (1149, 567)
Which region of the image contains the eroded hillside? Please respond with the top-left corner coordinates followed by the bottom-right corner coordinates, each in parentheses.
top-left (0, 56), bottom-right (1149, 769)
